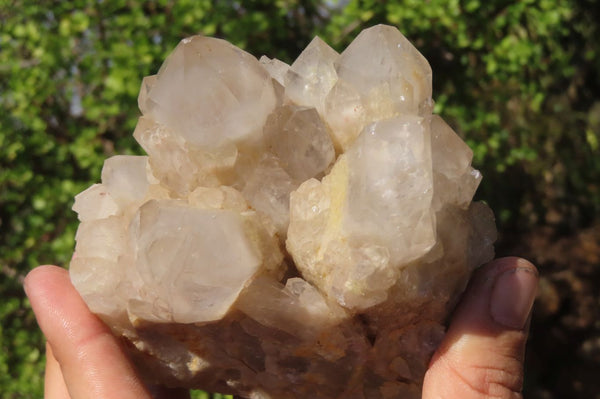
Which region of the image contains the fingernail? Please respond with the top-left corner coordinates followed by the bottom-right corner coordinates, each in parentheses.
top-left (490, 263), bottom-right (538, 329)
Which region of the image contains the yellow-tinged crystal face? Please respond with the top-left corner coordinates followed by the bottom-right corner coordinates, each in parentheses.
top-left (70, 24), bottom-right (496, 399)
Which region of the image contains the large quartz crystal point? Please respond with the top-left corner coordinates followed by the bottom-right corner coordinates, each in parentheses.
top-left (287, 116), bottom-right (436, 309)
top-left (344, 117), bottom-right (435, 261)
top-left (324, 24), bottom-right (432, 151)
top-left (134, 36), bottom-right (276, 194)
top-left (138, 36), bottom-right (276, 149)
top-left (335, 25), bottom-right (432, 115)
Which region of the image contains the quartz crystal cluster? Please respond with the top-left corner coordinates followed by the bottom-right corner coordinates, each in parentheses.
top-left (71, 25), bottom-right (496, 398)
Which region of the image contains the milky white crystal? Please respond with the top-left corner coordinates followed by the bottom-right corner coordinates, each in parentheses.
top-left (139, 36), bottom-right (276, 149)
top-left (71, 25), bottom-right (496, 399)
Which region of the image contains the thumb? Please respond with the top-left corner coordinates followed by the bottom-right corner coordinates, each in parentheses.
top-left (422, 257), bottom-right (538, 399)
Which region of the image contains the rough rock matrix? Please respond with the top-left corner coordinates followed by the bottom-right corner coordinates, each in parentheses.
top-left (71, 25), bottom-right (496, 398)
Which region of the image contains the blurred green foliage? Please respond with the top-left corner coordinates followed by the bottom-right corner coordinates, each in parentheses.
top-left (324, 0), bottom-right (600, 231)
top-left (1, 0), bottom-right (598, 397)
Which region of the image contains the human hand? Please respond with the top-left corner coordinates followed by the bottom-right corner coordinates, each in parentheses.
top-left (25, 257), bottom-right (537, 399)
top-left (422, 256), bottom-right (538, 398)
top-left (24, 265), bottom-right (190, 399)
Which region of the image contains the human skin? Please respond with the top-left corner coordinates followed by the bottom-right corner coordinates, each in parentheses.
top-left (25, 256), bottom-right (537, 399)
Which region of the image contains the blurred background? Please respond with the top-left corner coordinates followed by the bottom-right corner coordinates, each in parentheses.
top-left (1, 0), bottom-right (599, 397)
